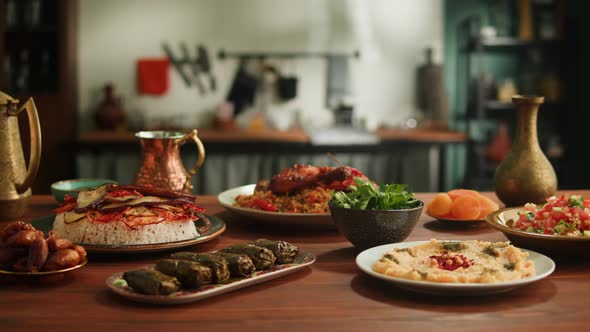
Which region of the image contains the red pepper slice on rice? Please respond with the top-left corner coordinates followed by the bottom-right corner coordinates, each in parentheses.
top-left (252, 199), bottom-right (278, 212)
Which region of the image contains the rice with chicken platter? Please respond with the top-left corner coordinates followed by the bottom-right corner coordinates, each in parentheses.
top-left (235, 186), bottom-right (334, 213)
top-left (234, 164), bottom-right (370, 213)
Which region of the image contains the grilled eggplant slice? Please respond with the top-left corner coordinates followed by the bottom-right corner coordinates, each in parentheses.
top-left (211, 252), bottom-right (255, 277)
top-left (123, 268), bottom-right (181, 295)
top-left (154, 259), bottom-right (213, 288)
top-left (250, 239), bottom-right (299, 264)
top-left (169, 252), bottom-right (230, 283)
top-left (220, 244), bottom-right (276, 270)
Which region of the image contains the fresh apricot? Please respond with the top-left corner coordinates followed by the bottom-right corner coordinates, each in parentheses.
top-left (448, 189), bottom-right (479, 200)
top-left (477, 194), bottom-right (500, 219)
top-left (450, 195), bottom-right (481, 220)
top-left (427, 193), bottom-right (453, 217)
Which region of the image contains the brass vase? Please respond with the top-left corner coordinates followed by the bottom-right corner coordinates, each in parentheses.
top-left (494, 95), bottom-right (557, 207)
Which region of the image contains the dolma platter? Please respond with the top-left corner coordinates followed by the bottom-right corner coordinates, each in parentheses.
top-left (356, 241), bottom-right (555, 296)
top-left (218, 184), bottom-right (334, 227)
top-left (106, 250), bottom-right (316, 304)
top-left (29, 214), bottom-right (226, 254)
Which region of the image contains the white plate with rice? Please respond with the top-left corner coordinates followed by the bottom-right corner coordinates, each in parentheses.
top-left (218, 184), bottom-right (334, 228)
top-left (30, 214), bottom-right (226, 254)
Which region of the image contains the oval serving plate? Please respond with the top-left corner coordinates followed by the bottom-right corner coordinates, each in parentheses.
top-left (486, 207), bottom-right (590, 256)
top-left (356, 241), bottom-right (555, 296)
top-left (218, 184), bottom-right (334, 227)
top-left (30, 214), bottom-right (225, 254)
top-left (106, 250), bottom-right (316, 305)
top-left (425, 211), bottom-right (484, 223)
top-left (0, 258), bottom-right (87, 277)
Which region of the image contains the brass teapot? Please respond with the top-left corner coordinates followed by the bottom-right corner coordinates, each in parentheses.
top-left (0, 91), bottom-right (42, 220)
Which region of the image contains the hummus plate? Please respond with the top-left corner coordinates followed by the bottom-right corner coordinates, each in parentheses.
top-left (356, 241), bottom-right (555, 296)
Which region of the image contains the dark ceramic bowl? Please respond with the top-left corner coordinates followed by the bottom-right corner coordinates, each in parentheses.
top-left (486, 206), bottom-right (590, 258)
top-left (329, 201), bottom-right (424, 250)
top-left (51, 178), bottom-right (117, 203)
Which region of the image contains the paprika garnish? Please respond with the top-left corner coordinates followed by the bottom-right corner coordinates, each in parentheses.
top-left (429, 251), bottom-right (474, 271)
top-left (252, 199), bottom-right (278, 212)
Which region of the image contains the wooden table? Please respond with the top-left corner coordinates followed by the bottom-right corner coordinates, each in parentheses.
top-left (3, 192), bottom-right (589, 332)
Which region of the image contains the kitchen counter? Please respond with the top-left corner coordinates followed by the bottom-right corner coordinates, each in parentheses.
top-left (2, 192), bottom-right (589, 332)
top-left (76, 128), bottom-right (466, 193)
top-left (78, 128), bottom-right (467, 146)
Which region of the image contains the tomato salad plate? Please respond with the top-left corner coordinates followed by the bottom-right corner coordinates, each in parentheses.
top-left (106, 250), bottom-right (316, 305)
top-left (486, 194), bottom-right (590, 256)
top-left (356, 241), bottom-right (555, 296)
top-left (218, 184), bottom-right (334, 227)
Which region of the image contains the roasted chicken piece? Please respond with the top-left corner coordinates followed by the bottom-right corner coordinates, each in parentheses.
top-left (268, 164), bottom-right (369, 194)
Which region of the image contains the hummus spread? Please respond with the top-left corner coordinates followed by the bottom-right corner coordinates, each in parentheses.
top-left (372, 239), bottom-right (535, 283)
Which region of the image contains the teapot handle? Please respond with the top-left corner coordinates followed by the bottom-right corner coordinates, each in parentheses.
top-left (14, 98), bottom-right (42, 194)
top-left (174, 129), bottom-right (206, 193)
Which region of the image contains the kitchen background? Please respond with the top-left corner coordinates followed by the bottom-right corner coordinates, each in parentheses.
top-left (2, 0), bottom-right (589, 195)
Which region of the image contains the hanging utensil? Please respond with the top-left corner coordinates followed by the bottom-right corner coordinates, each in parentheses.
top-left (162, 43), bottom-right (192, 87)
top-left (197, 44), bottom-right (216, 92)
top-left (180, 42), bottom-right (206, 95)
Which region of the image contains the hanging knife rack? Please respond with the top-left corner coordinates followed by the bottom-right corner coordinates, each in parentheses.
top-left (162, 42), bottom-right (216, 93)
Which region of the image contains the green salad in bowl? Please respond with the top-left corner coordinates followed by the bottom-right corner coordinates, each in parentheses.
top-left (329, 178), bottom-right (424, 249)
top-left (330, 177), bottom-right (422, 210)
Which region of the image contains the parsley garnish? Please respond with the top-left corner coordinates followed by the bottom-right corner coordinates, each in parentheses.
top-left (569, 195), bottom-right (584, 208)
top-left (504, 262), bottom-right (516, 271)
top-left (441, 242), bottom-right (466, 252)
top-left (329, 177), bottom-right (421, 210)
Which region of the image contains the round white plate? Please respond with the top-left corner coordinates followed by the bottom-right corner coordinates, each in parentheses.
top-left (356, 240), bottom-right (555, 296)
top-left (217, 184), bottom-right (334, 227)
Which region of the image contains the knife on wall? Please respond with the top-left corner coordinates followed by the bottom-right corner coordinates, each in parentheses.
top-left (162, 43), bottom-right (192, 87)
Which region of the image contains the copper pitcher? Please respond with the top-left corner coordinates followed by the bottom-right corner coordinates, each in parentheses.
top-left (0, 91), bottom-right (42, 220)
top-left (133, 130), bottom-right (206, 193)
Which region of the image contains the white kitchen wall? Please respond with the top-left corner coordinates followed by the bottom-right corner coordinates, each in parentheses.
top-left (78, 0), bottom-right (443, 131)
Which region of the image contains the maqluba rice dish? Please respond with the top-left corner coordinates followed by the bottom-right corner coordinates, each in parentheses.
top-left (53, 184), bottom-right (205, 245)
top-left (372, 239), bottom-right (535, 283)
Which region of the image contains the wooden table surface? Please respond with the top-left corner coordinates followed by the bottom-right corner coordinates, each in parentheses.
top-left (2, 192), bottom-right (589, 332)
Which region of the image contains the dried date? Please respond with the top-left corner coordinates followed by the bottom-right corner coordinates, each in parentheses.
top-left (27, 236), bottom-right (49, 272)
top-left (43, 249), bottom-right (81, 271)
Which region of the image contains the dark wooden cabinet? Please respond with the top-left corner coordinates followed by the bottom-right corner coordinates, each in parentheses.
top-left (457, 17), bottom-right (571, 190)
top-left (1, 0), bottom-right (78, 194)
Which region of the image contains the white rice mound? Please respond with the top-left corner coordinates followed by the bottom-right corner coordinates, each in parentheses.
top-left (53, 213), bottom-right (200, 245)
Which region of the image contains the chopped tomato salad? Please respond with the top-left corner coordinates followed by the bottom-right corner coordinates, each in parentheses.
top-left (511, 195), bottom-right (590, 236)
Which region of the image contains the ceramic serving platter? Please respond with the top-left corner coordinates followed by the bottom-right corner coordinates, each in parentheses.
top-left (30, 214), bottom-right (226, 254)
top-left (0, 258), bottom-right (87, 277)
top-left (425, 211), bottom-right (484, 224)
top-left (356, 241), bottom-right (555, 296)
top-left (217, 184), bottom-right (334, 227)
top-left (486, 207), bottom-right (590, 256)
top-left (106, 250), bottom-right (316, 305)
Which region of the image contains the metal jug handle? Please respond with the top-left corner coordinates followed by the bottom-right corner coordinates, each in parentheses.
top-left (11, 98), bottom-right (42, 194)
top-left (174, 129), bottom-right (206, 193)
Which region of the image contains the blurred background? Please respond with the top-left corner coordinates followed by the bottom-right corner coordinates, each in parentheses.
top-left (1, 0), bottom-right (589, 195)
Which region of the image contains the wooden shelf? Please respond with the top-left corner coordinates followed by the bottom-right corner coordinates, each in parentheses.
top-left (466, 37), bottom-right (563, 52)
top-left (484, 100), bottom-right (562, 112)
